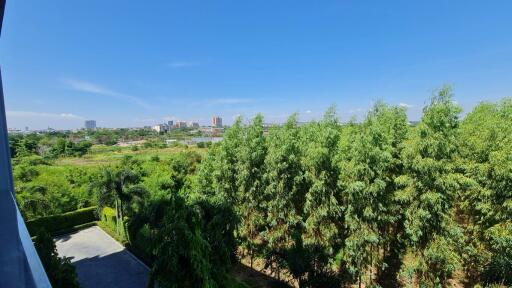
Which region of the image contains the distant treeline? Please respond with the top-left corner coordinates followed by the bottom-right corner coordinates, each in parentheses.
top-left (8, 128), bottom-right (156, 157)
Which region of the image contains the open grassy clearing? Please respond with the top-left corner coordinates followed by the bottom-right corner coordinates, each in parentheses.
top-left (56, 145), bottom-right (207, 166)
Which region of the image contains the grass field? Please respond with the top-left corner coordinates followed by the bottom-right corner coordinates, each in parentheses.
top-left (55, 145), bottom-right (207, 167)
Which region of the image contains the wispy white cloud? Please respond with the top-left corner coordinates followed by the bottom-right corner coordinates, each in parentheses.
top-left (7, 111), bottom-right (84, 120)
top-left (399, 102), bottom-right (415, 108)
top-left (305, 110), bottom-right (312, 114)
top-left (213, 98), bottom-right (254, 104)
top-left (168, 61), bottom-right (200, 68)
top-left (61, 78), bottom-right (152, 109)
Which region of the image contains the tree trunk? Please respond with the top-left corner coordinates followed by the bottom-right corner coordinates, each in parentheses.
top-left (250, 245), bottom-right (253, 269)
top-left (249, 224), bottom-right (254, 268)
top-left (119, 199), bottom-right (124, 237)
top-left (115, 198), bottom-right (120, 235)
top-left (370, 245), bottom-right (373, 285)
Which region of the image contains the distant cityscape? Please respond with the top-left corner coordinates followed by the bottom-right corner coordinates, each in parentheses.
top-left (148, 116), bottom-right (223, 133)
top-left (7, 116), bottom-right (225, 134)
top-left (7, 115), bottom-right (422, 135)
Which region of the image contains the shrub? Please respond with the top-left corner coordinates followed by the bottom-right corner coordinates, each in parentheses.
top-left (26, 206), bottom-right (97, 236)
top-left (13, 164), bottom-right (39, 182)
top-left (99, 206), bottom-right (129, 241)
top-left (34, 230), bottom-right (79, 288)
top-left (100, 207), bottom-right (116, 227)
top-left (19, 155), bottom-right (49, 166)
top-left (481, 222), bottom-right (512, 285)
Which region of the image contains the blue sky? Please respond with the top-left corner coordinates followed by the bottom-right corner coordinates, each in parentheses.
top-left (2, 1), bottom-right (512, 129)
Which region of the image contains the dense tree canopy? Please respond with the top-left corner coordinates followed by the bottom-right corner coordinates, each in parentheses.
top-left (192, 87), bottom-right (511, 287)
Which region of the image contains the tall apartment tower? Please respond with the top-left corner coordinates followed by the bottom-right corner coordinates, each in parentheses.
top-left (212, 116), bottom-right (222, 127)
top-left (84, 120), bottom-right (96, 130)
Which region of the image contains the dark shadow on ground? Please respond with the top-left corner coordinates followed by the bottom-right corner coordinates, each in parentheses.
top-left (73, 250), bottom-right (149, 288)
top-left (55, 233), bottom-right (72, 243)
top-left (232, 263), bottom-right (292, 288)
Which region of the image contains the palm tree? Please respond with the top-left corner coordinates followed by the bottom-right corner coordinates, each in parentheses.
top-left (97, 167), bottom-right (147, 236)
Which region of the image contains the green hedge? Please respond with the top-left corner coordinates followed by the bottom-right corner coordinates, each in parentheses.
top-left (100, 207), bottom-right (117, 231)
top-left (26, 206), bottom-right (98, 236)
top-left (100, 207), bottom-right (129, 240)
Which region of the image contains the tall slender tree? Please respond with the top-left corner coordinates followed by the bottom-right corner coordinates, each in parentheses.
top-left (395, 86), bottom-right (464, 285)
top-left (263, 114), bottom-right (306, 280)
top-left (458, 99), bottom-right (512, 285)
top-left (303, 106), bottom-right (342, 248)
top-left (97, 167), bottom-right (147, 235)
top-left (236, 114), bottom-right (267, 267)
top-left (338, 102), bottom-right (409, 287)
top-left (214, 117), bottom-right (244, 205)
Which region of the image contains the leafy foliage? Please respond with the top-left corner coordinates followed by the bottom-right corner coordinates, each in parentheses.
top-left (34, 230), bottom-right (80, 288)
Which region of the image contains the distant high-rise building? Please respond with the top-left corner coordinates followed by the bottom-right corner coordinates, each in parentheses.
top-left (188, 121), bottom-right (200, 128)
top-left (152, 124), bottom-right (167, 133)
top-left (212, 116), bottom-right (222, 128)
top-left (176, 121), bottom-right (187, 128)
top-left (85, 120), bottom-right (96, 130)
top-left (167, 120), bottom-right (174, 127)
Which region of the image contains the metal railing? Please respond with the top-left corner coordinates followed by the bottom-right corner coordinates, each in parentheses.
top-left (0, 1), bottom-right (52, 286)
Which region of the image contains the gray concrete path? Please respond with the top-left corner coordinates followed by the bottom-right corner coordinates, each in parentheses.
top-left (55, 226), bottom-right (149, 288)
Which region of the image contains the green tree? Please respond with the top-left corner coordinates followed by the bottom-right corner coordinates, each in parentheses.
top-left (338, 102), bottom-right (409, 287)
top-left (236, 114), bottom-right (267, 268)
top-left (194, 198), bottom-right (238, 285)
top-left (395, 86), bottom-right (464, 286)
top-left (217, 117), bottom-right (244, 205)
top-left (302, 107), bottom-right (341, 248)
top-left (16, 185), bottom-right (52, 219)
top-left (34, 230), bottom-right (80, 288)
top-left (147, 195), bottom-right (214, 288)
top-left (9, 134), bottom-right (41, 157)
top-left (263, 114), bottom-right (307, 280)
top-left (96, 167), bottom-right (147, 235)
top-left (196, 119), bottom-right (244, 205)
top-left (458, 98), bottom-right (512, 285)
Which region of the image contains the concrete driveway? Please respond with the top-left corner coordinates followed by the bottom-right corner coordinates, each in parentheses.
top-left (55, 226), bottom-right (149, 288)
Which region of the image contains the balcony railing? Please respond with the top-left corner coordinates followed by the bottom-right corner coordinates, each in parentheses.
top-left (0, 1), bottom-right (52, 286)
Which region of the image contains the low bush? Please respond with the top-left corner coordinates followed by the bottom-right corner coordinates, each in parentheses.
top-left (99, 206), bottom-right (129, 241)
top-left (26, 206), bottom-right (97, 236)
top-left (100, 206), bottom-right (117, 230)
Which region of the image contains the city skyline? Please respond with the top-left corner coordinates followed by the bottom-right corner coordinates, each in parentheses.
top-left (3, 1), bottom-right (512, 130)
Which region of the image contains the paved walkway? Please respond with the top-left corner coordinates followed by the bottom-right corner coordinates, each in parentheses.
top-left (55, 226), bottom-right (149, 288)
